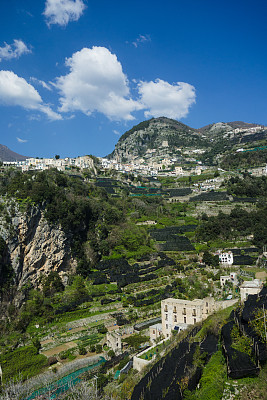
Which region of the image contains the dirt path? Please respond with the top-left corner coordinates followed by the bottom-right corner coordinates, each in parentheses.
top-left (61, 326), bottom-right (87, 336)
top-left (41, 338), bottom-right (53, 345)
top-left (42, 341), bottom-right (77, 357)
top-left (256, 271), bottom-right (267, 279)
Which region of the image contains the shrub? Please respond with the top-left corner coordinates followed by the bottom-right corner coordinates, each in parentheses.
top-left (0, 346), bottom-right (47, 382)
top-left (47, 356), bottom-right (57, 366)
top-left (108, 350), bottom-right (115, 358)
top-left (78, 345), bottom-right (87, 355)
top-left (96, 344), bottom-right (102, 353)
top-left (98, 325), bottom-right (108, 334)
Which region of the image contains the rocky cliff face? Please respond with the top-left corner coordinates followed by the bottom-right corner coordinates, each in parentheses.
top-left (0, 200), bottom-right (76, 295)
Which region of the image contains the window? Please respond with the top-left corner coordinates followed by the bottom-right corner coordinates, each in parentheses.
top-left (164, 305), bottom-right (168, 312)
top-left (174, 315), bottom-right (177, 322)
top-left (167, 334), bottom-right (169, 337)
top-left (184, 317), bottom-right (186, 323)
top-left (206, 309), bottom-right (209, 314)
top-left (153, 330), bottom-right (155, 334)
top-left (183, 308), bottom-right (186, 315)
top-left (192, 309), bottom-right (196, 316)
top-left (166, 324), bottom-right (168, 329)
top-left (194, 318), bottom-right (196, 324)
top-left (165, 314), bottom-right (168, 320)
top-left (173, 306), bottom-right (177, 313)
top-left (206, 302), bottom-right (208, 307)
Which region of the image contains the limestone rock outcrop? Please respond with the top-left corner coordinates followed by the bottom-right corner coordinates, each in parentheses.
top-left (0, 201), bottom-right (76, 292)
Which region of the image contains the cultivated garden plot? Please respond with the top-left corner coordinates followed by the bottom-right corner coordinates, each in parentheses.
top-left (149, 226), bottom-right (196, 251)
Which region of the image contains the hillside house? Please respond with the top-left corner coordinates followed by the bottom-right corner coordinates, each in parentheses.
top-left (161, 297), bottom-right (216, 338)
top-left (220, 272), bottom-right (238, 288)
top-left (218, 251), bottom-right (233, 266)
top-left (240, 279), bottom-right (263, 302)
top-left (161, 297), bottom-right (238, 338)
top-left (149, 323), bottom-right (163, 342)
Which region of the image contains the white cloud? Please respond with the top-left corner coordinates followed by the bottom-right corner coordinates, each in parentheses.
top-left (44, 0), bottom-right (86, 26)
top-left (132, 34), bottom-right (151, 48)
top-left (16, 137), bottom-right (28, 143)
top-left (0, 39), bottom-right (31, 62)
top-left (0, 70), bottom-right (62, 120)
top-left (138, 79), bottom-right (196, 119)
top-left (30, 77), bottom-right (52, 91)
top-left (55, 46), bottom-right (143, 120)
top-left (113, 129), bottom-right (120, 135)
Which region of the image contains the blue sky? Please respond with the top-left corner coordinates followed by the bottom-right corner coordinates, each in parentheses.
top-left (0, 0), bottom-right (266, 158)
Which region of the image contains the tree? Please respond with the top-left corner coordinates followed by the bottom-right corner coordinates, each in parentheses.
top-left (32, 338), bottom-right (41, 354)
top-left (41, 272), bottom-right (64, 297)
top-left (107, 349), bottom-right (115, 358)
top-left (78, 345), bottom-right (87, 355)
top-left (71, 275), bottom-right (88, 299)
top-left (202, 251), bottom-right (219, 267)
top-left (95, 344), bottom-right (102, 354)
top-left (55, 155), bottom-right (60, 159)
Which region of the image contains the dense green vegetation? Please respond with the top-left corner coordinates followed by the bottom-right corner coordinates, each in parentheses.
top-left (0, 346), bottom-right (47, 382)
top-left (196, 204), bottom-right (267, 247)
top-left (183, 351), bottom-right (227, 400)
top-left (226, 174), bottom-right (267, 197)
top-left (222, 148), bottom-right (267, 169)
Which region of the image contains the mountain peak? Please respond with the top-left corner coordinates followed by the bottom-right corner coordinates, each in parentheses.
top-left (108, 117), bottom-right (203, 163)
top-left (0, 144), bottom-right (28, 162)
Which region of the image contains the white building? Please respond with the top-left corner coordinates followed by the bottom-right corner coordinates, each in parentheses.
top-left (220, 272), bottom-right (238, 288)
top-left (218, 251), bottom-right (233, 266)
top-left (161, 297), bottom-right (216, 338)
top-left (149, 323), bottom-right (163, 342)
top-left (161, 297), bottom-right (238, 338)
top-left (240, 279), bottom-right (263, 302)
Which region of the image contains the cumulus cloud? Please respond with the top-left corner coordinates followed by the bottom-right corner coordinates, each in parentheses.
top-left (16, 137), bottom-right (28, 143)
top-left (55, 46), bottom-right (143, 120)
top-left (0, 70), bottom-right (62, 120)
top-left (132, 34), bottom-right (151, 48)
top-left (44, 0), bottom-right (86, 26)
top-left (138, 79), bottom-right (196, 119)
top-left (30, 77), bottom-right (52, 91)
top-left (0, 39), bottom-right (31, 62)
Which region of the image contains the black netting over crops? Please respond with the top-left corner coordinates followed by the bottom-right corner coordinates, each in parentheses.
top-left (128, 282), bottom-right (181, 308)
top-left (168, 188), bottom-right (192, 197)
top-left (189, 191), bottom-right (229, 202)
top-left (233, 197), bottom-right (257, 203)
top-left (150, 225), bottom-right (196, 237)
top-left (149, 228), bottom-right (195, 251)
top-left (234, 288), bottom-right (267, 364)
top-left (233, 255), bottom-right (256, 265)
top-left (228, 247), bottom-right (259, 255)
top-left (200, 334), bottom-right (218, 356)
top-left (159, 236), bottom-right (195, 252)
top-left (93, 255), bottom-right (175, 288)
top-left (221, 320), bottom-right (259, 378)
top-left (131, 327), bottom-right (202, 400)
top-left (157, 257), bottom-right (176, 267)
